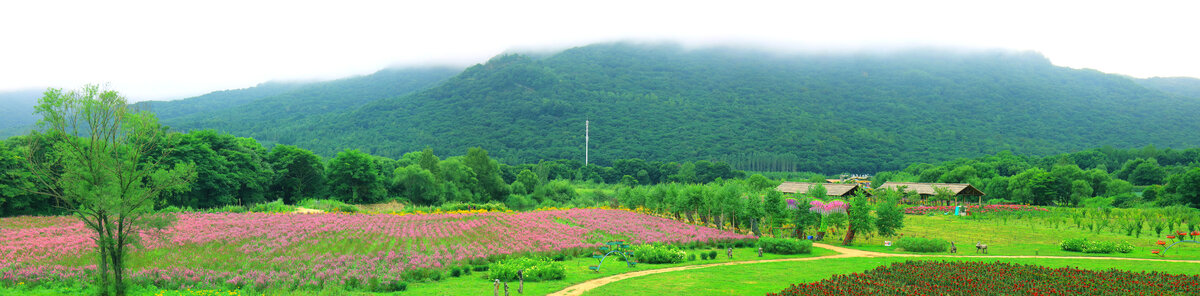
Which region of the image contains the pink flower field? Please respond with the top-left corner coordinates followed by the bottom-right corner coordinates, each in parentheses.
top-left (0, 209), bottom-right (751, 290)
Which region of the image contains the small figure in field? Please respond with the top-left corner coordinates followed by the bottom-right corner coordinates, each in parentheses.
top-left (494, 279), bottom-right (501, 296)
top-left (517, 270), bottom-right (524, 294)
top-left (949, 242), bottom-right (957, 254)
top-left (757, 247), bottom-right (763, 257)
top-left (976, 242), bottom-right (988, 254)
top-left (727, 247), bottom-right (733, 259)
top-left (504, 281), bottom-right (509, 296)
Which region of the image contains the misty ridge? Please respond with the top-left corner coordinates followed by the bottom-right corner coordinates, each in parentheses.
top-left (2, 41), bottom-right (1200, 173)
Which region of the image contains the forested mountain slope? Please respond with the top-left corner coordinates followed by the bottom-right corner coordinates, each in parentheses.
top-left (1136, 76), bottom-right (1200, 99)
top-left (0, 89), bottom-right (45, 138)
top-left (251, 43), bottom-right (1200, 173)
top-left (135, 81), bottom-right (307, 119)
top-left (152, 67), bottom-right (460, 141)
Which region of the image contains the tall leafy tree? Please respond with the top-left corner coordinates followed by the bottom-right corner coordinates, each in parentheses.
top-left (1008, 168), bottom-right (1055, 205)
top-left (326, 149), bottom-right (386, 203)
top-left (24, 85), bottom-right (195, 296)
top-left (393, 165), bottom-right (441, 205)
top-left (463, 147), bottom-right (508, 202)
top-left (515, 169), bottom-right (540, 194)
top-left (744, 191), bottom-right (764, 235)
top-left (1165, 168), bottom-right (1200, 207)
top-left (267, 145), bottom-right (326, 204)
top-left (842, 193), bottom-right (875, 245)
top-left (874, 190), bottom-right (904, 238)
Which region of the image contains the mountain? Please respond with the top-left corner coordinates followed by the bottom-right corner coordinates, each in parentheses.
top-left (135, 81), bottom-right (307, 120)
top-left (231, 43), bottom-right (1200, 173)
top-left (1136, 77), bottom-right (1200, 99)
top-left (0, 89), bottom-right (44, 138)
top-left (152, 67), bottom-right (460, 143)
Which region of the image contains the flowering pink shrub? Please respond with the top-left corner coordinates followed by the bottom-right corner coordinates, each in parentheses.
top-left (1, 209), bottom-right (751, 290)
top-left (903, 204), bottom-right (1049, 215)
top-left (808, 200), bottom-right (847, 215)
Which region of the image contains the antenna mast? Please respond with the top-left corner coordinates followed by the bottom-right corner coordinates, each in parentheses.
top-left (585, 120), bottom-right (590, 167)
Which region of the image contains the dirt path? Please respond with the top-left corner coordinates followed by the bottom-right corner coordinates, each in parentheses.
top-left (547, 242), bottom-right (1200, 296)
top-left (292, 207), bottom-right (323, 214)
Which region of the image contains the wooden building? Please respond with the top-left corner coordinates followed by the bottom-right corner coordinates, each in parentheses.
top-left (776, 182), bottom-right (865, 197)
top-left (877, 182), bottom-right (985, 204)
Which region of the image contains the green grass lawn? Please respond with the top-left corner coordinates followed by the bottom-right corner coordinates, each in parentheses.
top-left (837, 214), bottom-right (1200, 260)
top-left (402, 246), bottom-right (837, 296)
top-left (585, 256), bottom-right (1200, 296)
top-left (0, 247), bottom-right (837, 296)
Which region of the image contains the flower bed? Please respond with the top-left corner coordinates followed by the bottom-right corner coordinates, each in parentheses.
top-left (768, 261), bottom-right (1200, 296)
top-left (903, 204), bottom-right (1048, 215)
top-left (0, 209), bottom-right (752, 290)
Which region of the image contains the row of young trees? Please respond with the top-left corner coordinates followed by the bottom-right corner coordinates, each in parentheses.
top-left (606, 176), bottom-right (904, 246)
top-left (874, 147), bottom-right (1200, 208)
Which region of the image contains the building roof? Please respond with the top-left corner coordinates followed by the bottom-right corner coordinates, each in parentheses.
top-left (776, 182), bottom-right (863, 196)
top-left (878, 182), bottom-right (985, 196)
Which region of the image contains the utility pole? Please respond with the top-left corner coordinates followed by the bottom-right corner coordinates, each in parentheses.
top-left (585, 120), bottom-right (589, 167)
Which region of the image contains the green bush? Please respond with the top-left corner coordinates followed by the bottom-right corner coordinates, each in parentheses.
top-left (299, 199), bottom-right (360, 213)
top-left (1082, 240), bottom-right (1117, 254)
top-left (688, 254), bottom-right (696, 261)
top-left (631, 244), bottom-right (685, 264)
top-left (249, 199), bottom-right (296, 213)
top-left (708, 250), bottom-right (718, 259)
top-left (758, 237), bottom-right (813, 255)
top-left (441, 202), bottom-right (509, 212)
top-left (207, 205), bottom-right (246, 213)
top-left (1061, 238), bottom-right (1132, 254)
top-left (1060, 238), bottom-right (1088, 252)
top-left (488, 257), bottom-right (565, 282)
top-left (896, 237), bottom-right (949, 253)
top-left (1115, 241), bottom-right (1134, 253)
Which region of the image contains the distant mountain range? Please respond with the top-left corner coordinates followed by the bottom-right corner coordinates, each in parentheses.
top-left (3, 43), bottom-right (1200, 173)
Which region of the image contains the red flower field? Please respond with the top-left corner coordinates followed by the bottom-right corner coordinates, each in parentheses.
top-left (768, 261), bottom-right (1200, 296)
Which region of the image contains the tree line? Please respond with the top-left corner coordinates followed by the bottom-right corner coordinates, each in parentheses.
top-left (0, 130), bottom-right (745, 217)
top-left (874, 146), bottom-right (1200, 208)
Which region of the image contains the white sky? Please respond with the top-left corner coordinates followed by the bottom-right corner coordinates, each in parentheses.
top-left (1, 0), bottom-right (1198, 101)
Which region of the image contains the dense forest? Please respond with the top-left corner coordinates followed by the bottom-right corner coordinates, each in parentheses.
top-left (875, 145), bottom-right (1200, 208)
top-left (167, 43), bottom-right (1200, 173)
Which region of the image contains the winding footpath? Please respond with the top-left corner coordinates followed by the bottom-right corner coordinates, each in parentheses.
top-left (547, 243), bottom-right (1200, 296)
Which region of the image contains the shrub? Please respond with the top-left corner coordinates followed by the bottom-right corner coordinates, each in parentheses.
top-left (688, 254), bottom-right (696, 261)
top-left (708, 250), bottom-right (718, 259)
top-left (700, 252), bottom-right (709, 260)
top-left (1115, 241), bottom-right (1134, 253)
top-left (450, 268), bottom-right (462, 277)
top-left (299, 199), bottom-right (360, 213)
top-left (1060, 238), bottom-right (1088, 252)
top-left (1082, 241), bottom-right (1117, 254)
top-left (441, 202), bottom-right (509, 212)
top-left (895, 237), bottom-right (949, 253)
top-left (631, 244), bottom-right (685, 264)
top-left (759, 237), bottom-right (813, 255)
top-left (472, 265), bottom-right (489, 272)
top-left (208, 205), bottom-right (247, 213)
top-left (488, 257), bottom-right (565, 282)
top-left (1061, 238), bottom-right (1131, 254)
top-left (249, 199), bottom-right (296, 213)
